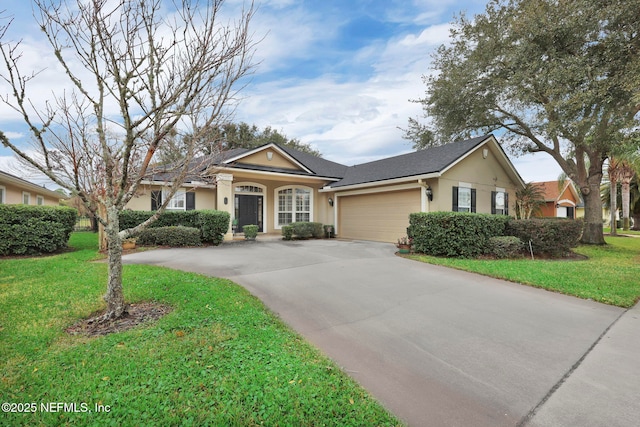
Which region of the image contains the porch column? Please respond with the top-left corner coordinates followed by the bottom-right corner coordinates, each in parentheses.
top-left (216, 173), bottom-right (234, 241)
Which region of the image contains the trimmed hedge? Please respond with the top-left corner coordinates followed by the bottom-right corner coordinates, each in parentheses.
top-left (506, 218), bottom-right (583, 256)
top-left (286, 222), bottom-right (324, 239)
top-left (0, 205), bottom-right (77, 255)
top-left (282, 225), bottom-right (294, 241)
top-left (137, 226), bottom-right (202, 247)
top-left (487, 236), bottom-right (524, 259)
top-left (120, 210), bottom-right (229, 245)
top-left (407, 212), bottom-right (510, 258)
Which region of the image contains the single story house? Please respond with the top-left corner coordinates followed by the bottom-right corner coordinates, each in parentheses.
top-left (127, 134), bottom-right (526, 242)
top-left (0, 170), bottom-right (64, 206)
top-left (534, 180), bottom-right (582, 219)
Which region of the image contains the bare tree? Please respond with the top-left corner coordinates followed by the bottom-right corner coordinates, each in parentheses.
top-left (0, 0), bottom-right (256, 321)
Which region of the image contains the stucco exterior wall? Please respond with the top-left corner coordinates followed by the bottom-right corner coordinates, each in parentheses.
top-left (239, 150), bottom-right (302, 170)
top-left (434, 146), bottom-right (519, 215)
top-left (126, 185), bottom-right (217, 211)
top-left (0, 180), bottom-right (61, 206)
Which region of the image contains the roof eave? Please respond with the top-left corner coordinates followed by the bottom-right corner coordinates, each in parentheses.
top-left (320, 172), bottom-right (440, 192)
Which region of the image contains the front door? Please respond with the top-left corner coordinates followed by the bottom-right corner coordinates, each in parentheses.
top-left (236, 195), bottom-right (263, 232)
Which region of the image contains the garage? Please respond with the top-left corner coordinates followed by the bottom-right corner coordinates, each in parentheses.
top-left (338, 189), bottom-right (422, 242)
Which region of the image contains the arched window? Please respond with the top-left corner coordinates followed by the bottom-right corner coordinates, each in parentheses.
top-left (275, 186), bottom-right (312, 227)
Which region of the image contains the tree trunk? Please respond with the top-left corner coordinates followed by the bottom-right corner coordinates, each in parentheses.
top-left (632, 212), bottom-right (640, 231)
top-left (621, 180), bottom-right (631, 231)
top-left (580, 173), bottom-right (606, 245)
top-left (610, 177), bottom-right (617, 236)
top-left (92, 205), bottom-right (127, 322)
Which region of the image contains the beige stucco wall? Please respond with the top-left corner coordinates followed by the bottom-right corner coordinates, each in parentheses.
top-left (0, 181), bottom-right (61, 206)
top-left (433, 145), bottom-right (519, 215)
top-left (126, 184), bottom-right (217, 211)
top-left (239, 150), bottom-right (302, 171)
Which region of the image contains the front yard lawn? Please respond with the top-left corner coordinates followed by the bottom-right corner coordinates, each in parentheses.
top-left (408, 236), bottom-right (640, 308)
top-left (0, 233), bottom-right (401, 426)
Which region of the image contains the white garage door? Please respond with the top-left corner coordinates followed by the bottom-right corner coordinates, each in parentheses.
top-left (339, 189), bottom-right (421, 242)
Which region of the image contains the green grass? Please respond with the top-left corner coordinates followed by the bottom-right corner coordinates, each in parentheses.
top-left (408, 236), bottom-right (640, 308)
top-left (0, 233), bottom-right (401, 426)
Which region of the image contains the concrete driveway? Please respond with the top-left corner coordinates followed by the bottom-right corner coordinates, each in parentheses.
top-left (123, 239), bottom-right (631, 427)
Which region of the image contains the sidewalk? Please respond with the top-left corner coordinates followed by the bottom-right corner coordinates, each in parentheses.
top-left (526, 301), bottom-right (640, 426)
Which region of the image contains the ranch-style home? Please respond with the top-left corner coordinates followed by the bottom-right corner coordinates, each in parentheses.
top-left (0, 169), bottom-right (64, 206)
top-left (126, 134), bottom-right (526, 243)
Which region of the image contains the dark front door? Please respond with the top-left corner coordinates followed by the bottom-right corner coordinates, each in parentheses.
top-left (236, 195), bottom-right (263, 232)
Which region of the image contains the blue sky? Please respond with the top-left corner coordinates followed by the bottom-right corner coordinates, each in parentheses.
top-left (0, 0), bottom-right (562, 185)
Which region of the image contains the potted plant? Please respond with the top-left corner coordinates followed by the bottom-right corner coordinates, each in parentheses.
top-left (122, 237), bottom-right (137, 250)
top-left (396, 236), bottom-right (411, 254)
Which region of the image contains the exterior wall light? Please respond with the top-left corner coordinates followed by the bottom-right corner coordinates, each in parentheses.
top-left (425, 187), bottom-right (433, 201)
top-left (224, 197), bottom-right (228, 205)
top-left (328, 197), bottom-right (334, 207)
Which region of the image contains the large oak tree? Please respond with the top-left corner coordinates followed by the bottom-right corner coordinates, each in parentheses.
top-left (0, 0), bottom-right (256, 320)
top-left (408, 0), bottom-right (640, 244)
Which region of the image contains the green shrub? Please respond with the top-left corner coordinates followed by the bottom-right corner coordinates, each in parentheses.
top-left (243, 224), bottom-right (259, 240)
top-left (506, 218), bottom-right (583, 256)
top-left (197, 210), bottom-right (230, 245)
top-left (287, 222), bottom-right (324, 239)
top-left (407, 212), bottom-right (510, 258)
top-left (0, 205), bottom-right (77, 255)
top-left (487, 236), bottom-right (524, 259)
top-left (120, 209), bottom-right (229, 245)
top-left (282, 225), bottom-right (293, 241)
top-left (137, 226), bottom-right (202, 247)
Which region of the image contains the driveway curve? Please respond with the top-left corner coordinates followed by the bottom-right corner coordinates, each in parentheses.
top-left (124, 239), bottom-right (624, 427)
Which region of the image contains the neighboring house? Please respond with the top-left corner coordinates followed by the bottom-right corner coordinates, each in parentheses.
top-left (0, 170), bottom-right (64, 206)
top-left (127, 134), bottom-right (525, 243)
top-left (534, 180), bottom-right (582, 219)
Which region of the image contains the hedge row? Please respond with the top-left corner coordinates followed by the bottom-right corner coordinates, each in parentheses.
top-left (407, 212), bottom-right (582, 258)
top-left (0, 205), bottom-right (77, 255)
top-left (408, 212), bottom-right (510, 258)
top-left (120, 210), bottom-right (229, 245)
top-left (281, 222), bottom-right (324, 240)
top-left (137, 226), bottom-right (202, 247)
top-left (506, 218), bottom-right (583, 257)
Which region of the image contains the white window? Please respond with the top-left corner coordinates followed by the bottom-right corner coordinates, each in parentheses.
top-left (458, 187), bottom-right (472, 212)
top-left (492, 188), bottom-right (508, 215)
top-left (276, 186), bottom-right (312, 227)
top-left (164, 190), bottom-right (186, 210)
top-left (36, 195), bottom-right (44, 206)
top-left (0, 186), bottom-right (5, 204)
top-left (22, 192), bottom-right (31, 205)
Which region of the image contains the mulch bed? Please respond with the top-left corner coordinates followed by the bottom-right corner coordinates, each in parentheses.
top-left (66, 302), bottom-right (173, 337)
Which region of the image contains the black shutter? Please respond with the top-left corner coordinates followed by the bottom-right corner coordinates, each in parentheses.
top-left (151, 190), bottom-right (162, 211)
top-left (452, 187), bottom-right (459, 212)
top-left (186, 192), bottom-right (196, 211)
top-left (491, 191), bottom-right (496, 214)
top-left (567, 206), bottom-right (574, 219)
top-left (471, 189), bottom-right (476, 213)
top-left (504, 193), bottom-right (509, 216)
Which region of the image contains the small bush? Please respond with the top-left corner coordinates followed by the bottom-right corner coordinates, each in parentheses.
top-left (243, 224), bottom-right (258, 240)
top-left (407, 212), bottom-right (510, 258)
top-left (137, 226), bottom-right (202, 247)
top-left (487, 236), bottom-right (524, 259)
top-left (282, 225), bottom-right (293, 241)
top-left (0, 205), bottom-right (77, 255)
top-left (506, 218), bottom-right (583, 256)
top-left (324, 224), bottom-right (335, 238)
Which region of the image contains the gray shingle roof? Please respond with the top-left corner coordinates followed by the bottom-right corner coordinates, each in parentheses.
top-left (276, 145), bottom-right (349, 179)
top-left (328, 135), bottom-right (491, 188)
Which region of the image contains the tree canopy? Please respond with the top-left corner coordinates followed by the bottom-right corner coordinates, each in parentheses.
top-left (157, 122), bottom-right (320, 164)
top-left (407, 0), bottom-right (640, 244)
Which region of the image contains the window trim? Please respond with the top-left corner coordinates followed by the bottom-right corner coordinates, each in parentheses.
top-left (0, 185), bottom-right (5, 204)
top-left (452, 185), bottom-right (476, 213)
top-left (491, 188), bottom-right (509, 215)
top-left (36, 195), bottom-right (45, 206)
top-left (22, 191), bottom-right (31, 205)
top-left (274, 185), bottom-right (313, 229)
